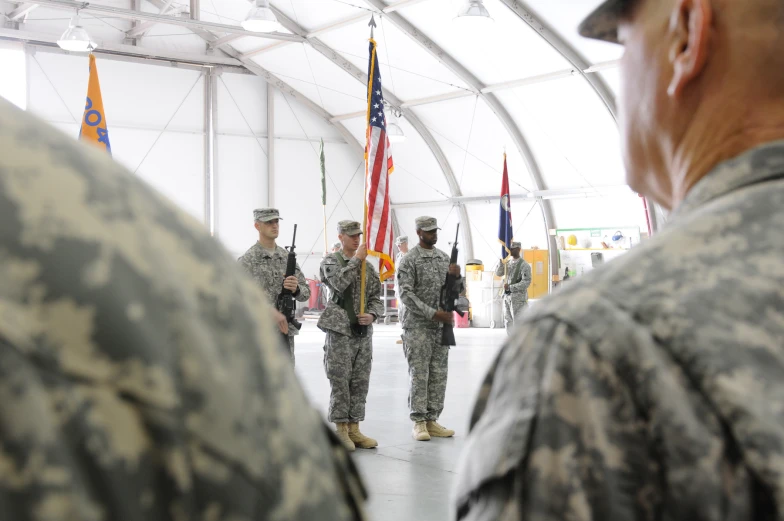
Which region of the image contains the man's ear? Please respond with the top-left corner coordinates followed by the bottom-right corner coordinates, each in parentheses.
top-left (668, 0), bottom-right (712, 98)
top-left (254, 222), bottom-right (261, 232)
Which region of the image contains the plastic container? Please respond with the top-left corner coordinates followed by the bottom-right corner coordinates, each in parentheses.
top-left (455, 310), bottom-right (470, 328)
top-left (307, 279), bottom-right (320, 309)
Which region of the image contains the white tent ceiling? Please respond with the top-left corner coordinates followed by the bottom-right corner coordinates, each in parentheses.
top-left (1, 0), bottom-right (652, 276)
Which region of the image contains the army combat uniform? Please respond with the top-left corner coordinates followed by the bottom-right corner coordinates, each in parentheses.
top-left (494, 242), bottom-right (532, 334)
top-left (397, 217), bottom-right (464, 441)
top-left (238, 207), bottom-right (310, 365)
top-left (394, 235), bottom-right (408, 327)
top-left (454, 145), bottom-right (784, 517)
top-left (0, 98), bottom-right (366, 521)
top-left (319, 221), bottom-right (384, 451)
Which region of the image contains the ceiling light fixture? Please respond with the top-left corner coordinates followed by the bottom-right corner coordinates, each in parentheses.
top-left (57, 14), bottom-right (97, 52)
top-left (387, 107), bottom-right (406, 143)
top-left (241, 0), bottom-right (280, 33)
top-left (453, 0), bottom-right (494, 25)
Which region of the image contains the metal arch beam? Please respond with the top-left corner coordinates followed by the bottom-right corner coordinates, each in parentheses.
top-left (497, 0), bottom-right (660, 233)
top-left (268, 5), bottom-right (475, 259)
top-left (496, 0), bottom-right (617, 123)
top-left (362, 0), bottom-right (557, 274)
top-left (134, 12), bottom-right (366, 156)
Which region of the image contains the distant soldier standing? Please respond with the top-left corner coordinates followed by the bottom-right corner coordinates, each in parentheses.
top-left (397, 217), bottom-right (464, 441)
top-left (319, 221), bottom-right (384, 452)
top-left (494, 241), bottom-right (532, 334)
top-left (239, 208), bottom-right (310, 364)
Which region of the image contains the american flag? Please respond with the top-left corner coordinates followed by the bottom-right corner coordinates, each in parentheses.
top-left (365, 38), bottom-right (395, 281)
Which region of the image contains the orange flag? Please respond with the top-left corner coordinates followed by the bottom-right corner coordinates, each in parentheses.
top-left (79, 54), bottom-right (111, 154)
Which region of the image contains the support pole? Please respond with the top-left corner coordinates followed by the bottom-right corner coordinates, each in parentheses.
top-left (267, 86), bottom-right (274, 207)
top-left (203, 68), bottom-right (216, 235)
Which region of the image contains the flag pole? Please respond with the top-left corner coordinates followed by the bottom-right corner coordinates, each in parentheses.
top-left (319, 139), bottom-right (329, 254)
top-left (360, 15), bottom-right (377, 316)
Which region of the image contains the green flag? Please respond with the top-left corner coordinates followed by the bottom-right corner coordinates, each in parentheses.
top-left (319, 138), bottom-right (326, 206)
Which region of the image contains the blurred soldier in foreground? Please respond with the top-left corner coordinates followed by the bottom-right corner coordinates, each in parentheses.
top-left (0, 98), bottom-right (366, 521)
top-left (319, 221), bottom-right (384, 452)
top-left (397, 217), bottom-right (463, 442)
top-left (455, 0), bottom-right (784, 519)
top-left (494, 241), bottom-right (531, 335)
top-left (238, 208), bottom-right (310, 365)
top-left (457, 0), bottom-right (784, 521)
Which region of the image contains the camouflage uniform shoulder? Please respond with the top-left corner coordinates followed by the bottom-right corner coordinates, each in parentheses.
top-left (0, 99), bottom-right (367, 521)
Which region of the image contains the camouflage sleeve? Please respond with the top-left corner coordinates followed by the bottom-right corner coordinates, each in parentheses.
top-left (455, 317), bottom-right (647, 521)
top-left (322, 255), bottom-right (362, 294)
top-left (295, 261), bottom-right (310, 302)
top-left (510, 261), bottom-right (531, 293)
top-left (398, 257), bottom-right (437, 321)
top-left (238, 254), bottom-right (252, 276)
top-left (494, 262), bottom-right (505, 277)
top-left (366, 267), bottom-right (385, 318)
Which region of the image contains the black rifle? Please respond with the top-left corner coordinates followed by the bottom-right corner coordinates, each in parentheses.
top-left (276, 224), bottom-right (302, 341)
top-left (440, 224), bottom-right (464, 346)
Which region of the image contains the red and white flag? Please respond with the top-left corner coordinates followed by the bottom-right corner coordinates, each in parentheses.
top-left (365, 38), bottom-right (395, 281)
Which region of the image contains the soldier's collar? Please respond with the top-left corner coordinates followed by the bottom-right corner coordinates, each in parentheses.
top-left (417, 245), bottom-right (437, 257)
top-left (672, 140), bottom-right (784, 221)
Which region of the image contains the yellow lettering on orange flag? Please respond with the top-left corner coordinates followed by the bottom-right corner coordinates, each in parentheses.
top-left (79, 54), bottom-right (111, 154)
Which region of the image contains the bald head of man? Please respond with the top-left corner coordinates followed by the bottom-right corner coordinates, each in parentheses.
top-left (611, 0), bottom-right (784, 209)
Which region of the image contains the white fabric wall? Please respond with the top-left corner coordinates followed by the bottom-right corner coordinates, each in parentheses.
top-left (26, 51), bottom-right (206, 222)
top-left (215, 73), bottom-right (269, 258)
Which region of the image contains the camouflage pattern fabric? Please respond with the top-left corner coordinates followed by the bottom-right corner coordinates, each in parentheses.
top-left (397, 245), bottom-right (463, 422)
top-left (318, 253), bottom-right (383, 424)
top-left (455, 141), bottom-right (784, 520)
top-left (495, 256), bottom-right (532, 333)
top-left (317, 253), bottom-right (384, 337)
top-left (396, 244), bottom-right (464, 330)
top-left (323, 331), bottom-right (373, 423)
top-left (402, 328), bottom-right (449, 423)
top-left (0, 98), bottom-right (367, 521)
top-left (395, 251), bottom-right (407, 324)
top-left (238, 242), bottom-right (310, 363)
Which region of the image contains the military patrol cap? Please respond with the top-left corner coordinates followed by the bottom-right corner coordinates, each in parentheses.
top-left (511, 241), bottom-right (522, 249)
top-left (395, 236), bottom-right (408, 246)
top-left (415, 216), bottom-right (440, 232)
top-left (253, 208), bottom-right (282, 223)
top-left (337, 220), bottom-right (363, 236)
top-left (578, 0), bottom-right (634, 44)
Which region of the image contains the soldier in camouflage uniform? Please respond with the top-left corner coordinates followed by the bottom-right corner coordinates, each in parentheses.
top-left (493, 241), bottom-right (531, 334)
top-left (238, 208), bottom-right (310, 365)
top-left (0, 98), bottom-right (367, 521)
top-left (455, 0), bottom-right (784, 519)
top-left (397, 217), bottom-right (464, 442)
top-left (394, 235), bottom-right (409, 344)
top-left (319, 221), bottom-right (384, 452)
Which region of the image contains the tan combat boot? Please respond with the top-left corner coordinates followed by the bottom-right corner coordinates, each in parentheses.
top-left (412, 421), bottom-right (431, 441)
top-left (426, 420), bottom-right (455, 438)
top-left (348, 422), bottom-right (378, 449)
top-left (335, 422), bottom-right (355, 452)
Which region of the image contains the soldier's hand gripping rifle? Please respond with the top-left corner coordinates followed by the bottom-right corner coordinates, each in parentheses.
top-left (440, 224), bottom-right (464, 346)
top-left (276, 224), bottom-right (302, 340)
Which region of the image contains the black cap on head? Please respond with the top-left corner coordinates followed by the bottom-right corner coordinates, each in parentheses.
top-left (578, 0), bottom-right (632, 44)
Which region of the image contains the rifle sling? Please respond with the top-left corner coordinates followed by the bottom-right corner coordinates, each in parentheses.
top-left (332, 253), bottom-right (359, 325)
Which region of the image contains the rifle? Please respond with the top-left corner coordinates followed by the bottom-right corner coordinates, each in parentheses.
top-left (440, 224), bottom-right (464, 346)
top-left (276, 224), bottom-right (302, 341)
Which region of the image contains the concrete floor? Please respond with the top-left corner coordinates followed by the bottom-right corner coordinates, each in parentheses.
top-left (293, 322), bottom-right (507, 521)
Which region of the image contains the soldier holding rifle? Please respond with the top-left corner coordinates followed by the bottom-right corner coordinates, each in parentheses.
top-left (396, 216), bottom-right (464, 442)
top-left (238, 208), bottom-right (310, 365)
